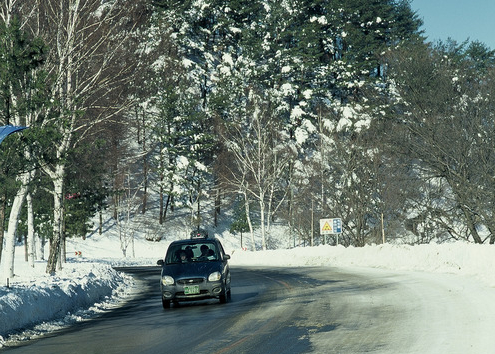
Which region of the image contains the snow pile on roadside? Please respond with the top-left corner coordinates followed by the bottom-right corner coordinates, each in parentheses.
top-left (0, 261), bottom-right (134, 343)
top-left (229, 242), bottom-right (495, 287)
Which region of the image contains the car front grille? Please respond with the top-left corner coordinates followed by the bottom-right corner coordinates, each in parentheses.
top-left (177, 278), bottom-right (204, 285)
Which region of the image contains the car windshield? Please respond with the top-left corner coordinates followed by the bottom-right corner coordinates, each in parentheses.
top-left (165, 242), bottom-right (219, 264)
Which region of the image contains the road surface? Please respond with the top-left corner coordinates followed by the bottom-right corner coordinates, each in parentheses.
top-left (3, 266), bottom-right (494, 353)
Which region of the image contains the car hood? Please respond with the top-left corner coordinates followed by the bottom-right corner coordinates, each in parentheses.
top-left (161, 261), bottom-right (224, 279)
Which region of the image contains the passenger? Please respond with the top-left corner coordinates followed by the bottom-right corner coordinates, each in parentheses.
top-left (185, 246), bottom-right (194, 260)
top-left (198, 245), bottom-right (210, 261)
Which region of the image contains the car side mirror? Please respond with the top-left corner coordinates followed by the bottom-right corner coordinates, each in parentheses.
top-left (157, 259), bottom-right (164, 266)
top-left (224, 254), bottom-right (231, 260)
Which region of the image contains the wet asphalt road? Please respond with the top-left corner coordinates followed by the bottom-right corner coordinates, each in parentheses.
top-left (3, 265), bottom-right (485, 353)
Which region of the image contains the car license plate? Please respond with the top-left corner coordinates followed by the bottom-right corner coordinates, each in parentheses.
top-left (184, 285), bottom-right (200, 295)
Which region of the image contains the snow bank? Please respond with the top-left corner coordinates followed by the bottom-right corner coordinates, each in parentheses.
top-left (229, 242), bottom-right (495, 287)
top-left (0, 262), bottom-right (134, 342)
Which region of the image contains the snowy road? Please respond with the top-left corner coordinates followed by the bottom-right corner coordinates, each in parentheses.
top-left (3, 266), bottom-right (495, 353)
top-left (307, 267), bottom-right (495, 353)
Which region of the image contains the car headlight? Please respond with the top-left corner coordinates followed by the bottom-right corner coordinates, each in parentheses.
top-left (161, 276), bottom-right (174, 286)
top-left (208, 271), bottom-right (222, 282)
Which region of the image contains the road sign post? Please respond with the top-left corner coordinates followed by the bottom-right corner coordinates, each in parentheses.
top-left (319, 218), bottom-right (342, 245)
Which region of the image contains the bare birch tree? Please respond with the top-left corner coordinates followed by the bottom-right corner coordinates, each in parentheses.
top-left (222, 92), bottom-right (293, 250)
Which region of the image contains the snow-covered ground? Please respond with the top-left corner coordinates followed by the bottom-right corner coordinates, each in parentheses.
top-left (2, 227), bottom-right (495, 348)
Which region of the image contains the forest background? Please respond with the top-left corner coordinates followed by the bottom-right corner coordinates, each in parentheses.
top-left (2, 0), bottom-right (495, 276)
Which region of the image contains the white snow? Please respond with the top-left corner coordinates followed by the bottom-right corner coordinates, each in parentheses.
top-left (222, 53), bottom-right (234, 67)
top-left (280, 83), bottom-right (294, 96)
top-left (2, 229), bottom-right (495, 349)
top-left (291, 106), bottom-right (305, 119)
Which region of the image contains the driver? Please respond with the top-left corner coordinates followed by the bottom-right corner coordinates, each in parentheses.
top-left (179, 250), bottom-right (189, 262)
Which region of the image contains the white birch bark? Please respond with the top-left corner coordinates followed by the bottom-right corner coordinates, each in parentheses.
top-left (26, 192), bottom-right (35, 268)
top-left (242, 189), bottom-right (255, 251)
top-left (259, 197), bottom-right (267, 250)
top-left (2, 171), bottom-right (30, 278)
top-left (44, 163), bottom-right (66, 274)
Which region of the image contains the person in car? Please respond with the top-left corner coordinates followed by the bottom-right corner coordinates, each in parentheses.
top-left (198, 245), bottom-right (210, 261)
top-left (179, 250), bottom-right (189, 262)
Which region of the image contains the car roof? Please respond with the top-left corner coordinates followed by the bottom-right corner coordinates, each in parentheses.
top-left (169, 238), bottom-right (219, 246)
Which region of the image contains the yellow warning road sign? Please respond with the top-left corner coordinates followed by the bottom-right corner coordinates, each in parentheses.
top-left (320, 218), bottom-right (333, 234)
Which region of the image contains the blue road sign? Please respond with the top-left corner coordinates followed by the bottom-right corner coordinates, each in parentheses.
top-left (332, 218), bottom-right (342, 233)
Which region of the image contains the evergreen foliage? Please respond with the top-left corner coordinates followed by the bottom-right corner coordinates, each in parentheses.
top-left (0, 16), bottom-right (46, 124)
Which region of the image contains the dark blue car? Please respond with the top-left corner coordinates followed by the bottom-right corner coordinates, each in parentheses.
top-left (157, 233), bottom-right (231, 308)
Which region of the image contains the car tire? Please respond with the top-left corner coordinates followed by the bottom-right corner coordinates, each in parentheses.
top-left (219, 286), bottom-right (230, 304)
top-left (162, 298), bottom-right (171, 309)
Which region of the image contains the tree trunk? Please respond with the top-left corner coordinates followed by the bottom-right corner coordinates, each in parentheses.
top-left (0, 193), bottom-right (5, 263)
top-left (214, 187), bottom-right (221, 227)
top-left (159, 177), bottom-right (164, 224)
top-left (2, 170), bottom-right (30, 278)
top-left (39, 233), bottom-right (45, 261)
top-left (463, 206), bottom-right (483, 244)
top-left (259, 197), bottom-right (266, 251)
top-left (24, 234), bottom-right (28, 262)
top-left (26, 192), bottom-right (35, 268)
top-left (243, 190), bottom-right (255, 251)
top-left (141, 109), bottom-right (148, 214)
top-left (163, 194), bottom-right (172, 221)
top-left (62, 213), bottom-right (66, 264)
top-left (46, 166), bottom-right (65, 274)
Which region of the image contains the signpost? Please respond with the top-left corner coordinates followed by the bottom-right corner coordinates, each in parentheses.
top-left (319, 218), bottom-right (342, 245)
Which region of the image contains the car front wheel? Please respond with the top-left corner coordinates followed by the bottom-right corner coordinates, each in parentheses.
top-left (219, 286), bottom-right (230, 304)
top-left (219, 290), bottom-right (227, 304)
top-left (162, 298), bottom-right (171, 309)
